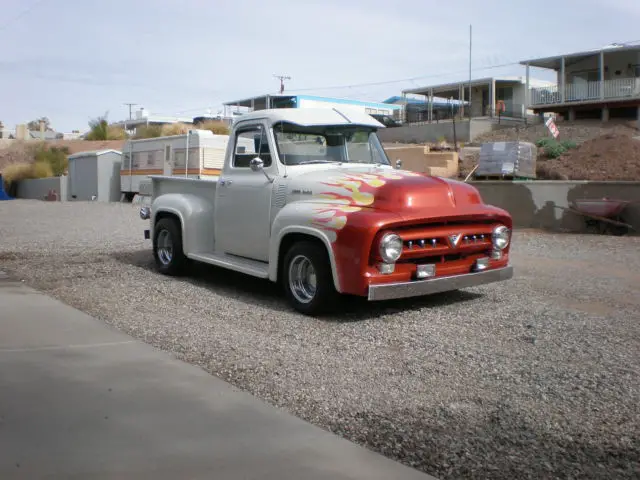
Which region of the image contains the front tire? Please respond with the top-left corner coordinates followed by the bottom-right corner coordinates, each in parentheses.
top-left (282, 241), bottom-right (339, 316)
top-left (153, 217), bottom-right (188, 275)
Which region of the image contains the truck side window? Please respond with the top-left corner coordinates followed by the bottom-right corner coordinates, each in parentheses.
top-left (233, 127), bottom-right (272, 168)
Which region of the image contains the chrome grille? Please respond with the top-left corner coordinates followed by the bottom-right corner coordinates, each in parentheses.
top-left (403, 232), bottom-right (491, 250)
top-left (394, 223), bottom-right (496, 263)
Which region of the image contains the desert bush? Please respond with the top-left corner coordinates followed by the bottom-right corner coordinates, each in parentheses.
top-left (31, 161), bottom-right (54, 178)
top-left (560, 139), bottom-right (577, 150)
top-left (134, 124), bottom-right (164, 139)
top-left (161, 122), bottom-right (192, 136)
top-left (2, 160), bottom-right (52, 184)
top-left (0, 141), bottom-right (38, 172)
top-left (85, 116), bottom-right (129, 140)
top-left (106, 125), bottom-right (129, 140)
top-left (34, 144), bottom-right (70, 176)
top-left (196, 120), bottom-right (230, 135)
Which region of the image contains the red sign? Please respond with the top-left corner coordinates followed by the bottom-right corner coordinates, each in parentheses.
top-left (545, 117), bottom-right (560, 138)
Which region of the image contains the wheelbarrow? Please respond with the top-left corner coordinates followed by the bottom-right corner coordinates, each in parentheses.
top-left (554, 198), bottom-right (636, 236)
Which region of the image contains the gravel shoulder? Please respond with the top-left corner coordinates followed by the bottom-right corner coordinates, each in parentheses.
top-left (1, 200), bottom-right (639, 479)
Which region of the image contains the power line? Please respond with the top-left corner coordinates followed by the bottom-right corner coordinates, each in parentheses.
top-left (102, 36), bottom-right (640, 118)
top-left (285, 37), bottom-right (640, 94)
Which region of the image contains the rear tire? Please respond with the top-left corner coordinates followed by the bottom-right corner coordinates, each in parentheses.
top-left (153, 217), bottom-right (188, 275)
top-left (282, 241), bottom-right (339, 316)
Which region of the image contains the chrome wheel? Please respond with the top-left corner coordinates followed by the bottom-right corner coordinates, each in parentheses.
top-left (156, 229), bottom-right (173, 265)
top-left (288, 254), bottom-right (317, 304)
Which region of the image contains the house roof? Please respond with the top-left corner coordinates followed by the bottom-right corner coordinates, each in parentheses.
top-left (28, 130), bottom-right (61, 140)
top-left (382, 95), bottom-right (452, 106)
top-left (402, 76), bottom-right (554, 97)
top-left (520, 43), bottom-right (640, 70)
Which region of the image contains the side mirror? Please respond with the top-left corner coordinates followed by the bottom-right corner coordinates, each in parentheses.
top-left (249, 157), bottom-right (274, 183)
top-left (395, 159), bottom-right (402, 170)
top-left (249, 157), bottom-right (264, 172)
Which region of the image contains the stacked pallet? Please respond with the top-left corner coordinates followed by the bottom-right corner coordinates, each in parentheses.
top-left (475, 141), bottom-right (537, 179)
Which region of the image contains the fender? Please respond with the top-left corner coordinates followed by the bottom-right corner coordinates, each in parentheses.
top-left (152, 193), bottom-right (214, 254)
top-left (269, 202), bottom-right (342, 292)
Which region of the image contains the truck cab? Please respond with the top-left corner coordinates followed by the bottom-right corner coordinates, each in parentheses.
top-left (140, 108), bottom-right (513, 315)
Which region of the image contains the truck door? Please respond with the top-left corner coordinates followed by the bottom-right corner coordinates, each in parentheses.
top-left (214, 121), bottom-right (275, 262)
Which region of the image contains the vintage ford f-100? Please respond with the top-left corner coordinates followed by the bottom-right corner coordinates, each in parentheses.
top-left (140, 108), bottom-right (513, 315)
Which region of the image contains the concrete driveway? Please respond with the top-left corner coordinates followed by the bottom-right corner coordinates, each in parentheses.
top-left (0, 272), bottom-right (433, 480)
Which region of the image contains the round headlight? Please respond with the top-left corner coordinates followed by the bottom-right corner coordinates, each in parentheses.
top-left (379, 233), bottom-right (403, 263)
top-left (492, 225), bottom-right (510, 250)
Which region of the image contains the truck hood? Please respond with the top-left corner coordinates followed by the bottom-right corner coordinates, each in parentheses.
top-left (286, 166), bottom-right (486, 216)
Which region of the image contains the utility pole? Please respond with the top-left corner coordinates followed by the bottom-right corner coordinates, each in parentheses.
top-left (273, 74), bottom-right (291, 94)
top-left (123, 103), bottom-right (137, 120)
top-left (468, 24), bottom-right (472, 121)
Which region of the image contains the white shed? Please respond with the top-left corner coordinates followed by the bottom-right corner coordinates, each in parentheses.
top-left (67, 149), bottom-right (122, 202)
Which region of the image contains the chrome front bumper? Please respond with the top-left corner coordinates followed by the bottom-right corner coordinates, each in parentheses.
top-left (367, 265), bottom-right (514, 301)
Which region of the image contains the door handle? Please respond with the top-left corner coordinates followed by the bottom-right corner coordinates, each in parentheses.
top-left (219, 179), bottom-right (233, 187)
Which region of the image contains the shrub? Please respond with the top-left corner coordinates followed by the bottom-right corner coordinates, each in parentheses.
top-left (2, 160), bottom-right (53, 187)
top-left (134, 124), bottom-right (164, 139)
top-left (85, 116), bottom-right (129, 140)
top-left (0, 141), bottom-right (38, 172)
top-left (32, 161), bottom-right (54, 178)
top-left (34, 144), bottom-right (70, 176)
top-left (196, 120), bottom-right (230, 135)
top-left (106, 125), bottom-right (129, 140)
top-left (543, 143), bottom-right (567, 158)
top-left (161, 122), bottom-right (192, 136)
top-left (560, 139), bottom-right (577, 150)
top-left (2, 162), bottom-right (35, 185)
top-left (535, 137), bottom-right (554, 148)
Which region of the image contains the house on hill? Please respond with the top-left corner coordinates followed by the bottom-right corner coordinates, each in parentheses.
top-left (522, 43), bottom-right (640, 125)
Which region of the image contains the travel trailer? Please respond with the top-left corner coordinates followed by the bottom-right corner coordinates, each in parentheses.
top-left (121, 129), bottom-right (249, 200)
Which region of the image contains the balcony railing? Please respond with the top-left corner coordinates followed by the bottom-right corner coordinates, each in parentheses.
top-left (529, 77), bottom-right (640, 106)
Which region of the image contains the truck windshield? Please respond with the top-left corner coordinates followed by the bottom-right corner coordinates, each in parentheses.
top-left (272, 122), bottom-right (391, 166)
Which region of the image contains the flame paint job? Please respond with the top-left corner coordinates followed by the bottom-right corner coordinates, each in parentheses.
top-left (291, 169), bottom-right (513, 296)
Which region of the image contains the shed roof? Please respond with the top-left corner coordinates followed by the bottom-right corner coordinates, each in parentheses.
top-left (67, 149), bottom-right (122, 159)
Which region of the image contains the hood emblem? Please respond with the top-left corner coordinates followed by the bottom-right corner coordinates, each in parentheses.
top-left (448, 234), bottom-right (463, 247)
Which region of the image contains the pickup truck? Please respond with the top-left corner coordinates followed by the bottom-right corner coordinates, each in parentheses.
top-left (139, 107), bottom-right (513, 315)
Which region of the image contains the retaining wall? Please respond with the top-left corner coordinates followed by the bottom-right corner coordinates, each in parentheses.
top-left (471, 181), bottom-right (640, 234)
top-left (378, 119), bottom-right (498, 144)
top-left (16, 176), bottom-right (68, 201)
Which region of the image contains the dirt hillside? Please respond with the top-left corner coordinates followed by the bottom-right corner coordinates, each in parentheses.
top-left (0, 140), bottom-right (126, 173)
top-left (538, 133), bottom-right (640, 181)
top-left (473, 119), bottom-right (638, 145)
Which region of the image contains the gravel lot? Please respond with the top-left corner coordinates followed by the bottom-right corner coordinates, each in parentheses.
top-left (1, 200), bottom-right (639, 479)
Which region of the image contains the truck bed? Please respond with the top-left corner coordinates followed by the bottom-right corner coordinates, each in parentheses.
top-left (150, 175), bottom-right (218, 204)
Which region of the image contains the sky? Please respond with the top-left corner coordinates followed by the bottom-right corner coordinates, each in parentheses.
top-left (1, 0), bottom-right (640, 132)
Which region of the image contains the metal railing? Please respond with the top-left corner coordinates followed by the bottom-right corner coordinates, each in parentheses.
top-left (401, 102), bottom-right (528, 125)
top-left (529, 77), bottom-right (640, 106)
